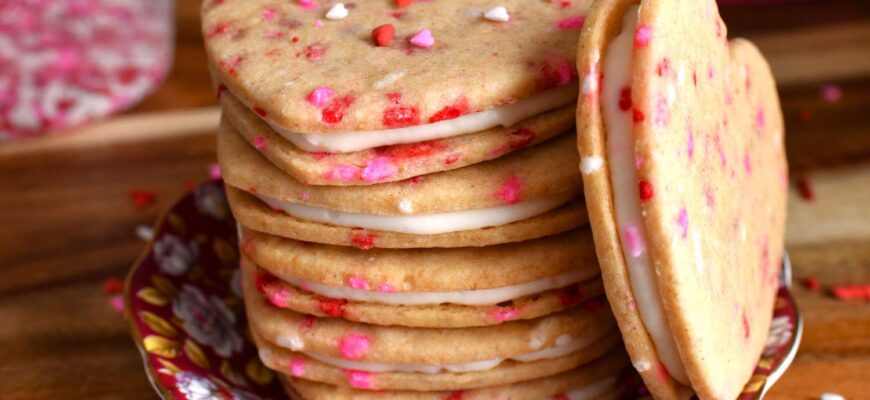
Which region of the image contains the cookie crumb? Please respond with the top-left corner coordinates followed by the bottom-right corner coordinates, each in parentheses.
top-left (483, 6), bottom-right (510, 22)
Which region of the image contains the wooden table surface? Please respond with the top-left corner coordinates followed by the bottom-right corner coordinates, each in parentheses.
top-left (1, 1), bottom-right (869, 399)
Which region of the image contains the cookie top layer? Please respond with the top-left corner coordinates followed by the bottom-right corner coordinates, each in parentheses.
top-left (577, 0), bottom-right (787, 398)
top-left (221, 91), bottom-right (575, 186)
top-left (202, 0), bottom-right (591, 133)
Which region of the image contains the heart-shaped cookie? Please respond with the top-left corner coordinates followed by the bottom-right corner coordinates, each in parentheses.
top-left (576, 0), bottom-right (787, 399)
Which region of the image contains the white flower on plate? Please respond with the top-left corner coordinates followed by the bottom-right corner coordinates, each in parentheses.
top-left (195, 184), bottom-right (229, 220)
top-left (173, 284), bottom-right (243, 357)
top-left (763, 315), bottom-right (793, 356)
top-left (174, 371), bottom-right (222, 400)
top-left (154, 234), bottom-right (199, 276)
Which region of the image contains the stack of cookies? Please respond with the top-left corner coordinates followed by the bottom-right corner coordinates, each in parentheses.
top-left (203, 0), bottom-right (627, 398)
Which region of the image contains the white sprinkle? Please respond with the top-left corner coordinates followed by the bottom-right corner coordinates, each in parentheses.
top-left (277, 335), bottom-right (305, 351)
top-left (555, 334), bottom-right (572, 347)
top-left (325, 3), bottom-right (348, 20)
top-left (135, 225), bottom-right (154, 242)
top-left (580, 156), bottom-right (603, 174)
top-left (820, 393), bottom-right (845, 400)
top-left (581, 72), bottom-right (597, 95)
top-left (633, 360), bottom-right (652, 372)
top-left (692, 230), bottom-right (705, 272)
top-left (398, 199), bottom-right (414, 214)
top-left (667, 83), bottom-right (676, 105)
top-left (372, 71), bottom-right (405, 89)
top-left (483, 6), bottom-right (510, 22)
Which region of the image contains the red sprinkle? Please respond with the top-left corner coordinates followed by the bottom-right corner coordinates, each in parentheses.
top-left (618, 86), bottom-right (632, 111)
top-left (350, 230), bottom-right (378, 250)
top-left (444, 391), bottom-right (464, 400)
top-left (372, 24), bottom-right (395, 47)
top-left (428, 99), bottom-right (470, 123)
top-left (632, 108), bottom-right (645, 123)
top-left (383, 105), bottom-right (420, 128)
top-left (318, 297), bottom-right (347, 317)
top-left (638, 180), bottom-right (654, 200)
top-left (802, 277), bottom-right (820, 291)
top-left (253, 107), bottom-right (268, 117)
top-left (555, 15), bottom-right (585, 30)
top-left (215, 83), bottom-right (228, 99)
top-left (396, 0), bottom-right (414, 7)
top-left (322, 95), bottom-right (355, 124)
top-left (129, 190), bottom-right (156, 209)
top-left (508, 128), bottom-right (535, 149)
top-left (831, 284), bottom-right (870, 301)
top-left (796, 176), bottom-right (815, 201)
top-left (103, 278), bottom-right (124, 295)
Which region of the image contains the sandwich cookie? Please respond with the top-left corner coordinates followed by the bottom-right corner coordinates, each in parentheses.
top-left (281, 349), bottom-right (628, 400)
top-left (221, 120), bottom-right (588, 248)
top-left (241, 227), bottom-right (604, 327)
top-left (243, 274), bottom-right (617, 386)
top-left (255, 329), bottom-right (622, 392)
top-left (203, 0), bottom-right (591, 148)
top-left (576, 0), bottom-right (787, 398)
top-left (221, 91), bottom-right (575, 185)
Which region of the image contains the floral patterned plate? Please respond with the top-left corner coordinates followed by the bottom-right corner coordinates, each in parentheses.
top-left (125, 181), bottom-right (802, 400)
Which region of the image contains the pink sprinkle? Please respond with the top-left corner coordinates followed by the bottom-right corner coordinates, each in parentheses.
top-left (307, 87), bottom-right (334, 107)
top-left (494, 175), bottom-right (522, 205)
top-left (298, 191), bottom-right (311, 201)
top-left (687, 129), bottom-right (695, 160)
top-left (624, 225), bottom-right (645, 257)
top-left (409, 28), bottom-right (434, 48)
top-left (262, 7), bottom-right (276, 21)
top-left (339, 333), bottom-right (371, 360)
top-left (634, 25), bottom-right (652, 47)
top-left (756, 108), bottom-right (765, 129)
top-left (743, 152), bottom-right (752, 174)
top-left (348, 276), bottom-right (369, 290)
top-left (299, 0), bottom-right (317, 9)
top-left (555, 15), bottom-right (585, 30)
top-left (253, 135), bottom-right (268, 151)
top-left (265, 286), bottom-right (291, 308)
top-left (110, 295), bottom-right (124, 314)
top-left (820, 84), bottom-right (842, 103)
top-left (208, 163), bottom-right (222, 180)
top-left (378, 283), bottom-right (396, 293)
top-left (677, 208), bottom-right (689, 238)
top-left (346, 370), bottom-right (373, 389)
top-left (324, 164), bottom-right (358, 181)
top-left (289, 358), bottom-right (306, 377)
top-left (315, 19), bottom-right (324, 27)
top-left (489, 307), bottom-right (523, 322)
top-left (361, 157), bottom-right (397, 182)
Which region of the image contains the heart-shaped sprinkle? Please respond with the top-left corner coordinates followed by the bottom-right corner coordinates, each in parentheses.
top-left (325, 3), bottom-right (348, 20)
top-left (409, 28), bottom-right (434, 48)
top-left (483, 6), bottom-right (510, 22)
top-left (372, 23), bottom-right (395, 47)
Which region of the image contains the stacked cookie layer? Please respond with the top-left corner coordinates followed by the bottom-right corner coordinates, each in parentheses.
top-left (203, 0), bottom-right (626, 398)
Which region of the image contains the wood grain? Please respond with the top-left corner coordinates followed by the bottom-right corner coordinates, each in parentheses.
top-left (0, 1), bottom-right (868, 399)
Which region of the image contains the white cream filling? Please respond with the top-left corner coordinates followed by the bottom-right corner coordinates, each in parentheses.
top-left (603, 6), bottom-right (689, 384)
top-left (563, 377), bottom-right (618, 400)
top-left (278, 271), bottom-right (585, 306)
top-left (256, 192), bottom-right (573, 235)
top-left (265, 85), bottom-right (578, 153)
top-left (296, 331), bottom-right (601, 374)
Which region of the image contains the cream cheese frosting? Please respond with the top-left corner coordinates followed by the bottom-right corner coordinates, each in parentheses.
top-left (276, 271), bottom-right (587, 306)
top-left (255, 192), bottom-right (574, 235)
top-left (261, 85), bottom-right (578, 153)
top-left (603, 5), bottom-right (689, 384)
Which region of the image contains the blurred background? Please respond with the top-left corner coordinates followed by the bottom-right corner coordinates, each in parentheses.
top-left (0, 0), bottom-right (868, 399)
